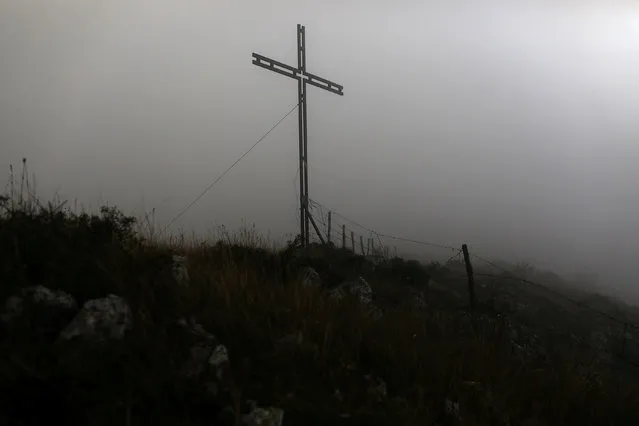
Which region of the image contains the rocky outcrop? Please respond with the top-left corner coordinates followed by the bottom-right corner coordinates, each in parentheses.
top-left (1, 283), bottom-right (283, 425)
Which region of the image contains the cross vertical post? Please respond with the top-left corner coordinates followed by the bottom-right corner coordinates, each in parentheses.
top-left (298, 24), bottom-right (308, 246)
top-left (252, 24), bottom-right (344, 247)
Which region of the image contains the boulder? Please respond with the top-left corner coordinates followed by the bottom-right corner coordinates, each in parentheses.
top-left (59, 294), bottom-right (132, 342)
top-left (1, 286), bottom-right (78, 340)
top-left (2, 285), bottom-right (77, 324)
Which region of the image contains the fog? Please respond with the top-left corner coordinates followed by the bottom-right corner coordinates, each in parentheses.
top-left (2, 0), bottom-right (639, 300)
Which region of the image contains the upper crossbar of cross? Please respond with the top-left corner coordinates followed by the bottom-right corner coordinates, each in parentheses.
top-left (251, 53), bottom-right (343, 96)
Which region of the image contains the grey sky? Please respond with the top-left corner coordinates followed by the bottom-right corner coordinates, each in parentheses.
top-left (2, 0), bottom-right (639, 299)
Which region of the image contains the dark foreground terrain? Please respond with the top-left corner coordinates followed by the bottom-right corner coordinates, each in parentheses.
top-left (1, 192), bottom-right (638, 426)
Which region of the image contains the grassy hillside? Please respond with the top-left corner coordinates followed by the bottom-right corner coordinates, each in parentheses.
top-left (1, 187), bottom-right (639, 426)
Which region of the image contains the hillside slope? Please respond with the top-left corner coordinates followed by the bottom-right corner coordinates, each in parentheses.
top-left (1, 196), bottom-right (638, 426)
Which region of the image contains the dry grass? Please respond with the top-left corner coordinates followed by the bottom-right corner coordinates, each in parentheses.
top-left (147, 233), bottom-right (638, 426)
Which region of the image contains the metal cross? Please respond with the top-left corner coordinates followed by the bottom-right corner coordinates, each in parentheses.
top-left (252, 24), bottom-right (344, 246)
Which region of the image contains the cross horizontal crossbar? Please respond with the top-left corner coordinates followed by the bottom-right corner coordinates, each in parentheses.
top-left (252, 53), bottom-right (344, 96)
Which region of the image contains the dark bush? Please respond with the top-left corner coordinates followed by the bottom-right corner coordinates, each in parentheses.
top-left (0, 202), bottom-right (139, 303)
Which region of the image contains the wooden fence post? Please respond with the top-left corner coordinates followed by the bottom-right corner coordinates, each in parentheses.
top-left (342, 225), bottom-right (346, 249)
top-left (360, 235), bottom-right (365, 255)
top-left (367, 238), bottom-right (371, 255)
top-left (461, 243), bottom-right (476, 312)
top-left (351, 231), bottom-right (355, 252)
top-left (327, 211), bottom-right (332, 244)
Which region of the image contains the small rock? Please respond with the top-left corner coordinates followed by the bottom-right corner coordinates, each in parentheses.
top-left (185, 344), bottom-right (215, 378)
top-left (242, 405), bottom-right (284, 426)
top-left (350, 277), bottom-right (373, 304)
top-left (175, 317), bottom-right (231, 386)
top-left (412, 291), bottom-right (427, 310)
top-left (366, 376), bottom-right (387, 402)
top-left (26, 286), bottom-right (77, 310)
top-left (328, 287), bottom-right (345, 301)
top-left (209, 344), bottom-right (230, 379)
top-left (299, 267), bottom-right (322, 288)
top-left (172, 254), bottom-right (190, 287)
top-left (445, 398), bottom-right (461, 419)
top-left (333, 276), bottom-right (373, 305)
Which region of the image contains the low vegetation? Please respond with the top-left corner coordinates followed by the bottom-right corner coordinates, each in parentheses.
top-left (1, 176), bottom-right (639, 425)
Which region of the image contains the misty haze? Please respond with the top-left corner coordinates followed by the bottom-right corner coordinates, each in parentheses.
top-left (4, 1), bottom-right (639, 424)
top-left (2, 1), bottom-right (639, 299)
